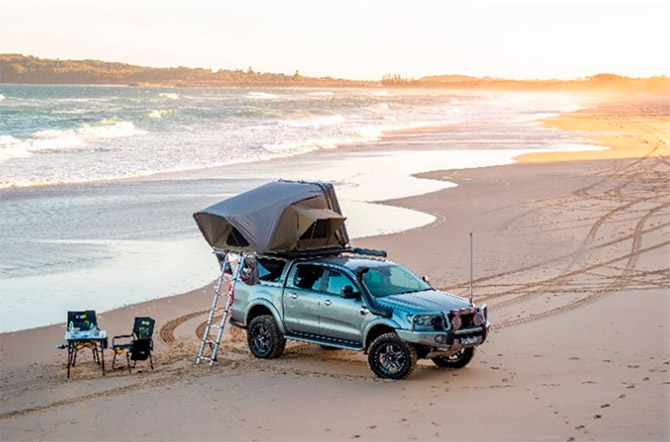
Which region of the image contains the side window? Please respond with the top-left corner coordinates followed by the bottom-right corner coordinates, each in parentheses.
top-left (325, 269), bottom-right (358, 296)
top-left (293, 264), bottom-right (325, 291)
top-left (257, 258), bottom-right (286, 283)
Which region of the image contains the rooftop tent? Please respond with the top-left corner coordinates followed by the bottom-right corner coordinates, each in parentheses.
top-left (193, 181), bottom-right (349, 254)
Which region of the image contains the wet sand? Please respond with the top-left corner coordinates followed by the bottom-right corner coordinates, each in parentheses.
top-left (1, 97), bottom-right (668, 441)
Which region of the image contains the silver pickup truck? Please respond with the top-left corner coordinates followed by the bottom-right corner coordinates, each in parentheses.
top-left (230, 252), bottom-right (490, 379)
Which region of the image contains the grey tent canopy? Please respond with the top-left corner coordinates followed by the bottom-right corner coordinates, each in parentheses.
top-left (193, 181), bottom-right (350, 255)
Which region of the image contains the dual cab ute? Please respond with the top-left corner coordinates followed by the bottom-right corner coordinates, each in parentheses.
top-left (230, 252), bottom-right (490, 379)
top-left (193, 180), bottom-right (489, 379)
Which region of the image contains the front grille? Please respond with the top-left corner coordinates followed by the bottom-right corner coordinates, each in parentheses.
top-left (459, 313), bottom-right (475, 329)
top-left (449, 307), bottom-right (478, 330)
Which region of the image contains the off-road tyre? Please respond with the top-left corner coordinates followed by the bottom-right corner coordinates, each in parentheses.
top-left (367, 332), bottom-right (417, 380)
top-left (431, 347), bottom-right (475, 368)
top-left (247, 315), bottom-right (286, 359)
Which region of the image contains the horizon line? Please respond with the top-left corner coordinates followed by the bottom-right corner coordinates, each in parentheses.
top-left (3, 53), bottom-right (669, 83)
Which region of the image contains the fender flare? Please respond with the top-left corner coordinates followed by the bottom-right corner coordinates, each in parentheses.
top-left (363, 318), bottom-right (401, 349)
top-left (245, 299), bottom-right (286, 333)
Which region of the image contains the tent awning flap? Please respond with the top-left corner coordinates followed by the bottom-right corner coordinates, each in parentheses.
top-left (193, 181), bottom-right (349, 255)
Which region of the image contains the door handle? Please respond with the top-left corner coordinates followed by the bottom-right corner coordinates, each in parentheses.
top-left (360, 306), bottom-right (369, 315)
top-left (324, 300), bottom-right (332, 306)
top-left (289, 293), bottom-right (299, 299)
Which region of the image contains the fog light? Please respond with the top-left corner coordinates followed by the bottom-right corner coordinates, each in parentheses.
top-left (434, 335), bottom-right (447, 344)
top-left (473, 312), bottom-right (484, 327)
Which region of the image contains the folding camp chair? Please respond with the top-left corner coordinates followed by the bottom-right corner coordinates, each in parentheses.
top-left (112, 317), bottom-right (155, 373)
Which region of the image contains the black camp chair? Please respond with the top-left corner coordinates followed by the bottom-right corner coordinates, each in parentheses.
top-left (112, 317), bottom-right (155, 373)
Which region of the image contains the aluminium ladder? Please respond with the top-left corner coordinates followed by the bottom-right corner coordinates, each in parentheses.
top-left (196, 252), bottom-right (242, 365)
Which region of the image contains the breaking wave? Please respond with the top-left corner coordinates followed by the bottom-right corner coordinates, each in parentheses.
top-left (0, 94), bottom-right (5, 101)
top-left (146, 109), bottom-right (172, 119)
top-left (159, 92), bottom-right (179, 100)
top-left (246, 92), bottom-right (278, 100)
top-left (0, 120), bottom-right (144, 163)
top-left (282, 114), bottom-right (345, 128)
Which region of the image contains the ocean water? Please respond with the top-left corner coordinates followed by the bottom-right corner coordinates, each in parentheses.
top-left (0, 85), bottom-right (581, 188)
top-left (0, 86), bottom-right (596, 332)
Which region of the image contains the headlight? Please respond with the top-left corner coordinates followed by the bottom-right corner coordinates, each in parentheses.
top-left (413, 314), bottom-right (443, 330)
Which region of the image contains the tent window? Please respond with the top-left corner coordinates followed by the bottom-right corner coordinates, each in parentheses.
top-left (227, 227), bottom-right (250, 247)
top-left (300, 219), bottom-right (329, 240)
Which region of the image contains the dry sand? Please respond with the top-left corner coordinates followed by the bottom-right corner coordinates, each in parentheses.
top-left (1, 97), bottom-right (668, 441)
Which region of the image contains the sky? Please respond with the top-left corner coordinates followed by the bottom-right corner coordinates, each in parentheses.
top-left (1, 0), bottom-right (668, 80)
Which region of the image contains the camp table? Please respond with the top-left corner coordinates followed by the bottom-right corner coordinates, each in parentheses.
top-left (62, 329), bottom-right (108, 379)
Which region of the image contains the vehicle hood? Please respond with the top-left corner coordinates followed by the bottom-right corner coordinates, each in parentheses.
top-left (377, 289), bottom-right (471, 315)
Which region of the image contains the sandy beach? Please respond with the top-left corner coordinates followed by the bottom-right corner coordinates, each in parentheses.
top-left (1, 96), bottom-right (668, 441)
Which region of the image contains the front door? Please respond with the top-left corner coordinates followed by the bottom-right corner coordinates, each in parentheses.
top-left (318, 268), bottom-right (366, 344)
top-left (283, 264), bottom-right (325, 335)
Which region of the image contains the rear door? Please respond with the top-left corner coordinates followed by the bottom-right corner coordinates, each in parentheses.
top-left (318, 268), bottom-right (366, 344)
top-left (283, 263), bottom-right (326, 335)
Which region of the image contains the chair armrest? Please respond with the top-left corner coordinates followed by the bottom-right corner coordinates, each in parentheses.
top-left (112, 334), bottom-right (134, 347)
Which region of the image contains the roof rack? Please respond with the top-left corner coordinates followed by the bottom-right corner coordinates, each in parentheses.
top-left (261, 247), bottom-right (387, 259)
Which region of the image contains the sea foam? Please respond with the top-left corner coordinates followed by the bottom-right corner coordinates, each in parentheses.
top-left (0, 120), bottom-right (144, 163)
top-left (146, 109), bottom-right (171, 119)
top-left (246, 92), bottom-right (278, 100)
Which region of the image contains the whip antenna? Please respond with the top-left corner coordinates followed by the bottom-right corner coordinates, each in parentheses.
top-left (469, 232), bottom-right (474, 306)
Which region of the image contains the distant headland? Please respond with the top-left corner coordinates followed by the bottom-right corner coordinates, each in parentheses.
top-left (1, 54), bottom-right (667, 93)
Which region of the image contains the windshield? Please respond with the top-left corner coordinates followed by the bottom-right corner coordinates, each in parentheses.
top-left (361, 264), bottom-right (430, 297)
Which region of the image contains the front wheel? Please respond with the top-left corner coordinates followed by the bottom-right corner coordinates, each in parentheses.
top-left (432, 347), bottom-right (475, 368)
top-left (367, 332), bottom-right (417, 380)
top-left (247, 315), bottom-right (286, 359)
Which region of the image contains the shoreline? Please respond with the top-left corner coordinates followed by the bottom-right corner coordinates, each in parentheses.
top-left (0, 96), bottom-right (662, 337)
top-left (0, 90), bottom-right (606, 333)
top-left (0, 94), bottom-right (640, 334)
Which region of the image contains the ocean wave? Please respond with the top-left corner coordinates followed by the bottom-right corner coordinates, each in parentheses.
top-left (370, 102), bottom-right (389, 111)
top-left (0, 94), bottom-right (5, 101)
top-left (0, 120), bottom-right (144, 163)
top-left (0, 136), bottom-right (30, 162)
top-left (58, 98), bottom-right (92, 102)
top-left (262, 136), bottom-right (344, 153)
top-left (307, 91), bottom-right (334, 96)
top-left (52, 108), bottom-right (88, 114)
top-left (146, 109), bottom-right (172, 120)
top-left (282, 114), bottom-right (345, 128)
top-left (159, 92), bottom-right (179, 100)
top-left (372, 90), bottom-right (391, 97)
top-left (246, 92), bottom-right (278, 100)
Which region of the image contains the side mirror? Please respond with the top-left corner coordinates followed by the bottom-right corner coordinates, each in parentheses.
top-left (341, 285), bottom-right (358, 299)
top-left (422, 275), bottom-right (431, 285)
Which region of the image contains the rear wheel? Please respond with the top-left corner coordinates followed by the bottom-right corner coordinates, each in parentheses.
top-left (431, 347), bottom-right (475, 368)
top-left (247, 315), bottom-right (286, 359)
top-left (367, 332), bottom-right (417, 380)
